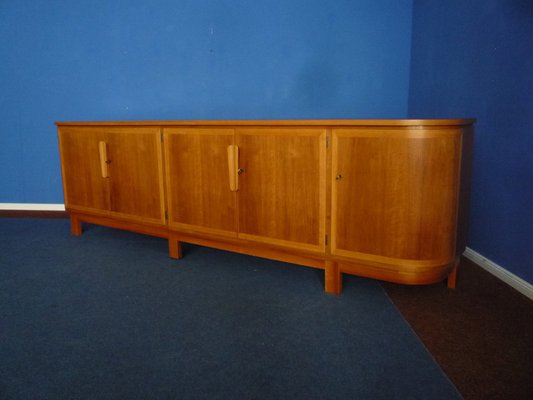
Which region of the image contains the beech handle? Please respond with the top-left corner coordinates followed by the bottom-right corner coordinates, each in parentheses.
top-left (227, 145), bottom-right (239, 191)
top-left (98, 141), bottom-right (109, 178)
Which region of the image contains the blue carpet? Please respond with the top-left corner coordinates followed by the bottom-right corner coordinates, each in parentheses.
top-left (0, 219), bottom-right (460, 399)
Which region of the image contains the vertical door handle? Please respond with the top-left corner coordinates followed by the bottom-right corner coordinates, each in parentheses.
top-left (98, 141), bottom-right (109, 178)
top-left (227, 145), bottom-right (239, 191)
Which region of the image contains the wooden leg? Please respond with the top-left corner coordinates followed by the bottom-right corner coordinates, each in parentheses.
top-left (70, 214), bottom-right (82, 236)
top-left (168, 234), bottom-right (182, 259)
top-left (447, 259), bottom-right (459, 289)
top-left (325, 260), bottom-right (342, 294)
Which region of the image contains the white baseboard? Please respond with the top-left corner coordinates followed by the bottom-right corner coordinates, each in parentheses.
top-left (0, 203), bottom-right (66, 211)
top-left (463, 247), bottom-right (533, 300)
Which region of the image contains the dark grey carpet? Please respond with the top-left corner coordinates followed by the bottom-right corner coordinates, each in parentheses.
top-left (0, 219), bottom-right (460, 399)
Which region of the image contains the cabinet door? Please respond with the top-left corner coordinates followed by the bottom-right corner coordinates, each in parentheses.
top-left (58, 127), bottom-right (110, 215)
top-left (105, 127), bottom-right (166, 225)
top-left (164, 128), bottom-right (237, 237)
top-left (331, 128), bottom-right (462, 263)
top-left (236, 128), bottom-right (327, 252)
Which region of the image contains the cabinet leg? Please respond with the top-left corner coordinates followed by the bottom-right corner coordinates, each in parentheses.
top-left (70, 215), bottom-right (82, 236)
top-left (168, 235), bottom-right (182, 259)
top-left (325, 261), bottom-right (342, 294)
top-left (447, 259), bottom-right (459, 289)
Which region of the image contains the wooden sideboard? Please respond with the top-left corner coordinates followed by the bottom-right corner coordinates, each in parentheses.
top-left (57, 119), bottom-right (474, 294)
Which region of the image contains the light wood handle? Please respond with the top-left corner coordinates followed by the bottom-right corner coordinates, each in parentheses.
top-left (227, 145), bottom-right (239, 191)
top-left (98, 141), bottom-right (109, 178)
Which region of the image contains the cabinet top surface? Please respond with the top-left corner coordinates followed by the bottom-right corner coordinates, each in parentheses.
top-left (55, 119), bottom-right (475, 127)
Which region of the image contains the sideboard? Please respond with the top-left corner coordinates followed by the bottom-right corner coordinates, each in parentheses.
top-left (57, 119), bottom-right (474, 294)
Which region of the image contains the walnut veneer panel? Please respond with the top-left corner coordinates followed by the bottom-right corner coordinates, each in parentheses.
top-left (236, 127), bottom-right (326, 252)
top-left (332, 128), bottom-right (462, 263)
top-left (58, 126), bottom-right (165, 226)
top-left (164, 127), bottom-right (238, 237)
top-left (58, 127), bottom-right (110, 215)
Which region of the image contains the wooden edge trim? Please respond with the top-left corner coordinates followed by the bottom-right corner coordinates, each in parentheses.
top-left (72, 212), bottom-right (169, 239)
top-left (173, 233), bottom-right (325, 270)
top-left (55, 119), bottom-right (476, 127)
top-left (338, 259), bottom-right (455, 285)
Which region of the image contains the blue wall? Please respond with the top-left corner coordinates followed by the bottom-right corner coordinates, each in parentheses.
top-left (409, 0), bottom-right (533, 283)
top-left (2, 1), bottom-right (531, 284)
top-left (0, 0), bottom-right (413, 203)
